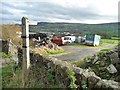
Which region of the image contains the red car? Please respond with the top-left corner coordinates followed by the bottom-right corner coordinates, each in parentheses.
top-left (52, 36), bottom-right (65, 45)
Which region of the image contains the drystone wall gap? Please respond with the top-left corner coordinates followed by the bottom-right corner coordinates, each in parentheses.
top-left (18, 47), bottom-right (120, 89)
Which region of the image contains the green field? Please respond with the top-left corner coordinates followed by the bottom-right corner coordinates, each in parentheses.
top-left (101, 39), bottom-right (119, 44)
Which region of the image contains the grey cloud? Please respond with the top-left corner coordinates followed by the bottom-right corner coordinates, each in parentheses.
top-left (22, 2), bottom-right (99, 20)
top-left (1, 7), bottom-right (13, 15)
top-left (1, 1), bottom-right (117, 24)
top-left (0, 14), bottom-right (20, 24)
top-left (1, 14), bottom-right (20, 21)
top-left (1, 1), bottom-right (27, 11)
top-left (25, 2), bottom-right (103, 18)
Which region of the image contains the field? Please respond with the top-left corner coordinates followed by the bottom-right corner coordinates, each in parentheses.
top-left (101, 38), bottom-right (119, 44)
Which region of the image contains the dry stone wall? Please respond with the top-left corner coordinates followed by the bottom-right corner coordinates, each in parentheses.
top-left (18, 46), bottom-right (120, 89)
top-left (0, 39), bottom-right (9, 54)
top-left (82, 44), bottom-right (120, 83)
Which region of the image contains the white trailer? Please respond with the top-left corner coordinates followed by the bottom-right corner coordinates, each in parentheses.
top-left (85, 34), bottom-right (101, 46)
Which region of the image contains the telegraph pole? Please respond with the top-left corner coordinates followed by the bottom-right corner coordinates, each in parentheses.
top-left (21, 17), bottom-right (37, 87)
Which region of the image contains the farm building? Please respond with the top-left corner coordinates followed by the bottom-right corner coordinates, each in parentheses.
top-left (85, 34), bottom-right (101, 46)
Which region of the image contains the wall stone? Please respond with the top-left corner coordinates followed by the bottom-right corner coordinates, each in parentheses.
top-left (82, 44), bottom-right (120, 83)
top-left (18, 46), bottom-right (120, 89)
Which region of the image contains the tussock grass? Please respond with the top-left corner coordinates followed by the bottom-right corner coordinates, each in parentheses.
top-left (32, 46), bottom-right (65, 55)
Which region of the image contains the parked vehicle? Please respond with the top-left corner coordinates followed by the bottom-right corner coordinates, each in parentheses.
top-left (29, 32), bottom-right (48, 40)
top-left (52, 36), bottom-right (65, 45)
top-left (75, 36), bottom-right (85, 43)
top-left (64, 36), bottom-right (76, 44)
top-left (85, 34), bottom-right (101, 46)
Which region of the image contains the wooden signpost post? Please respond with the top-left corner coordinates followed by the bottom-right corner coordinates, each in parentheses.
top-left (21, 17), bottom-right (37, 87)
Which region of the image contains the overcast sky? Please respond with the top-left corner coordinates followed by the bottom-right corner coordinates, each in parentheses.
top-left (0, 0), bottom-right (119, 24)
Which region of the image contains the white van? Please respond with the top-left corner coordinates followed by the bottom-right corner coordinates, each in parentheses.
top-left (64, 36), bottom-right (76, 44)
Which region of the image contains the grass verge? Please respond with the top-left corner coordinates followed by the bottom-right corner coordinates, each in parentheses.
top-left (1, 62), bottom-right (45, 88)
top-left (1, 62), bottom-right (22, 88)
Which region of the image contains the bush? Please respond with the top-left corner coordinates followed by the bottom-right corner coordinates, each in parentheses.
top-left (66, 68), bottom-right (77, 88)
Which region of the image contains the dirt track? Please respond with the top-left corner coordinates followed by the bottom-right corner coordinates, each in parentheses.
top-left (50, 43), bottom-right (117, 62)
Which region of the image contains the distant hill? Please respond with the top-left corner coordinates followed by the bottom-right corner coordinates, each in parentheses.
top-left (30, 22), bottom-right (118, 38)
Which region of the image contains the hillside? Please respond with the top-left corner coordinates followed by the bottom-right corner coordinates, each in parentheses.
top-left (30, 22), bottom-right (118, 38)
top-left (0, 24), bottom-right (22, 45)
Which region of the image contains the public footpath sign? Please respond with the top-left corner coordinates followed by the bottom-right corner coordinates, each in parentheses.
top-left (21, 17), bottom-right (37, 87)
